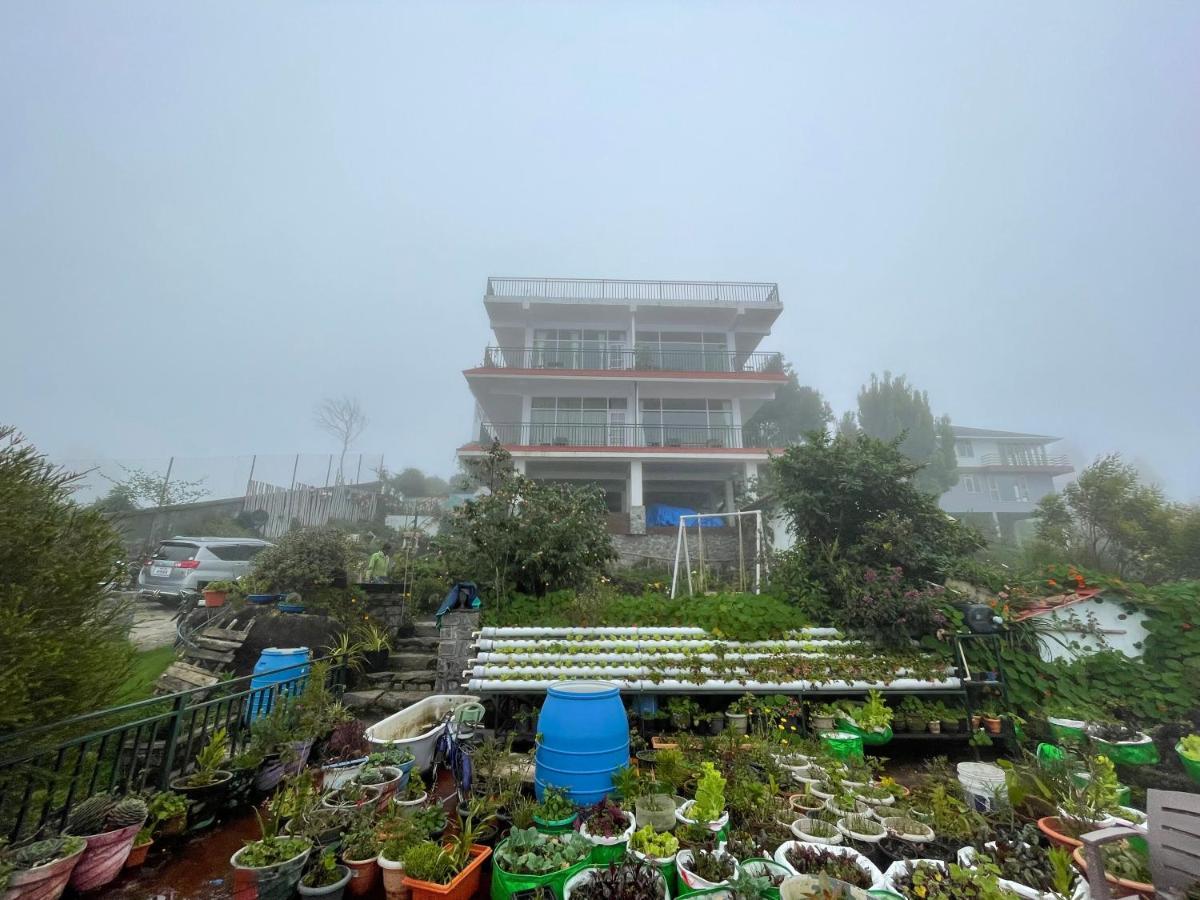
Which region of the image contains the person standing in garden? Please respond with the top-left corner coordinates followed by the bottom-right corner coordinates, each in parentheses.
top-left (366, 542), bottom-right (393, 582)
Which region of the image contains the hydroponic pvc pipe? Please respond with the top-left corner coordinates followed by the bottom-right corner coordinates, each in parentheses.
top-left (475, 638), bottom-right (853, 652)
top-left (466, 664), bottom-right (953, 679)
top-left (464, 676), bottom-right (962, 693)
top-left (471, 652), bottom-right (838, 665)
top-left (475, 626), bottom-right (842, 639)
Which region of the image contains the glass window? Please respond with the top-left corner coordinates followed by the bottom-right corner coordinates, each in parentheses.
top-left (152, 542), bottom-right (198, 561)
top-left (956, 440), bottom-right (974, 458)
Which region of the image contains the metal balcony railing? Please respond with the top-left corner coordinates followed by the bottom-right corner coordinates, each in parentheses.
top-left (477, 422), bottom-right (756, 450)
top-left (485, 277), bottom-right (781, 306)
top-left (479, 346), bottom-right (785, 375)
top-left (974, 453), bottom-right (1072, 468)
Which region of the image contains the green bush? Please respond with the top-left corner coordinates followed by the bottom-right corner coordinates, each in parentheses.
top-left (0, 427), bottom-right (133, 732)
top-left (251, 526), bottom-right (354, 593)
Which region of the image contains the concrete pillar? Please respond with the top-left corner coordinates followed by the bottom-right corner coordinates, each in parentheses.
top-left (743, 461), bottom-right (759, 486)
top-left (520, 396), bottom-right (532, 445)
top-left (629, 460), bottom-right (646, 535)
top-left (724, 478), bottom-right (736, 512)
top-left (435, 609), bottom-right (481, 693)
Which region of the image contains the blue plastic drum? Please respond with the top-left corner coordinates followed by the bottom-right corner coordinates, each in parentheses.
top-left (247, 647), bottom-right (311, 720)
top-left (534, 681), bottom-right (629, 805)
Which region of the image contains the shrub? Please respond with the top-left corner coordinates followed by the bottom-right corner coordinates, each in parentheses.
top-left (0, 427), bottom-right (133, 733)
top-left (251, 526), bottom-right (354, 594)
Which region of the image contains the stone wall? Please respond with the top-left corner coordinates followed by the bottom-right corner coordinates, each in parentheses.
top-left (612, 528), bottom-right (751, 570)
top-left (436, 609), bottom-right (480, 692)
top-left (365, 590), bottom-right (413, 638)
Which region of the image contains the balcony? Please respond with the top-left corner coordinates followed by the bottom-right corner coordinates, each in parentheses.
top-left (476, 346), bottom-right (785, 376)
top-left (964, 453), bottom-right (1073, 473)
top-left (469, 422), bottom-right (764, 451)
top-left (485, 277), bottom-right (781, 307)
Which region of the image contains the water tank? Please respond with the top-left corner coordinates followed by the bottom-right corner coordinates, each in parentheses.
top-left (248, 647), bottom-right (311, 720)
top-left (534, 681), bottom-right (629, 805)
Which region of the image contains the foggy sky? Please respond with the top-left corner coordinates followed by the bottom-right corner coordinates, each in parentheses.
top-left (2, 2), bottom-right (1198, 501)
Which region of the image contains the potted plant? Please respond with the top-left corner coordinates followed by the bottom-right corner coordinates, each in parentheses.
top-left (63, 793), bottom-right (148, 892)
top-left (789, 817), bottom-right (843, 846)
top-left (981, 706), bottom-right (1003, 735)
top-left (376, 818), bottom-right (421, 900)
top-left (627, 826), bottom-right (679, 867)
top-left (1, 835), bottom-right (86, 900)
top-left (726, 694), bottom-right (753, 736)
top-left (287, 807), bottom-right (355, 852)
top-left (633, 792), bottom-right (676, 833)
top-left (838, 814), bottom-right (886, 845)
top-left (201, 579), bottom-right (237, 607)
top-left (356, 622), bottom-right (393, 673)
top-left (939, 703), bottom-right (964, 735)
top-left (493, 827), bottom-right (593, 898)
top-left (169, 727), bottom-right (235, 831)
top-left (810, 703), bottom-right (839, 732)
top-left (563, 858), bottom-right (669, 900)
top-left (231, 809), bottom-right (313, 900)
top-left (320, 721), bottom-right (372, 790)
top-left (896, 697), bottom-right (925, 734)
top-left (393, 772), bottom-right (429, 811)
top-left (322, 783), bottom-right (383, 812)
top-left (367, 747), bottom-right (417, 799)
top-left (146, 789), bottom-right (188, 839)
top-left (355, 765), bottom-right (404, 808)
top-left (776, 842), bottom-right (877, 889)
top-left (880, 816), bottom-right (934, 843)
top-left (532, 786), bottom-right (577, 834)
top-left (299, 847), bottom-right (352, 899)
top-left (400, 805), bottom-right (494, 900)
top-left (676, 762), bottom-right (727, 832)
top-left (666, 698), bottom-right (699, 732)
top-left (676, 847), bottom-right (737, 891)
top-left (125, 826), bottom-right (154, 870)
top-left (578, 799), bottom-right (635, 863)
top-left (789, 791), bottom-right (826, 817)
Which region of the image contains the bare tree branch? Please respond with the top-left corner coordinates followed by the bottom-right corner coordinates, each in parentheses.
top-left (315, 395), bottom-right (368, 484)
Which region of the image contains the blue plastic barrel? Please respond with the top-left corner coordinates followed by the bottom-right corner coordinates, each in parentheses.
top-left (534, 681), bottom-right (629, 805)
top-left (247, 647), bottom-right (311, 720)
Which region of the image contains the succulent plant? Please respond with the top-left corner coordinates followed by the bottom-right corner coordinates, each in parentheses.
top-left (65, 793), bottom-right (117, 836)
top-left (107, 797), bottom-right (149, 829)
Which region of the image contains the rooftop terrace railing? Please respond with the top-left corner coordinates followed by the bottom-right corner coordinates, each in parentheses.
top-left (485, 277), bottom-right (781, 306)
top-left (478, 346), bottom-right (785, 374)
top-left (973, 453), bottom-right (1072, 468)
top-left (477, 421), bottom-right (760, 450)
top-left (0, 659), bottom-right (344, 842)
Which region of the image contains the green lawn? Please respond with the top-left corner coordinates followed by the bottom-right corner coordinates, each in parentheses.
top-left (118, 645), bottom-right (176, 701)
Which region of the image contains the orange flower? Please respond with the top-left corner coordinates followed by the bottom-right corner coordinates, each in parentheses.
top-left (1047, 579), bottom-right (1057, 587)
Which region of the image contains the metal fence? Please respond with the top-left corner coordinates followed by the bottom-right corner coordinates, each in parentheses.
top-left (479, 346), bottom-right (784, 374)
top-left (485, 277), bottom-right (781, 306)
top-left (0, 660), bottom-right (344, 842)
top-left (477, 422), bottom-right (752, 449)
top-left (244, 480), bottom-right (380, 539)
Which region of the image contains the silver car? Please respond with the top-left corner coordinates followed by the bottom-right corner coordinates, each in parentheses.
top-left (138, 536), bottom-right (272, 603)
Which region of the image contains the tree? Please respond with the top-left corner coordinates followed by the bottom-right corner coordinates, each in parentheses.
top-left (855, 372), bottom-right (957, 494)
top-left (1166, 504), bottom-right (1200, 579)
top-left (836, 410), bottom-right (859, 438)
top-left (436, 444), bottom-right (616, 599)
top-left (0, 427), bottom-right (133, 732)
top-left (315, 395), bottom-right (368, 485)
top-left (1032, 492), bottom-right (1073, 555)
top-left (771, 430), bottom-right (984, 590)
top-left (1034, 454), bottom-right (1172, 578)
top-left (95, 465), bottom-right (208, 509)
top-left (742, 363), bottom-right (832, 446)
top-left (385, 467), bottom-right (450, 498)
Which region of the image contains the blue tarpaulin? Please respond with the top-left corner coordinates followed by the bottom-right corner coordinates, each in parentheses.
top-left (646, 504), bottom-right (726, 528)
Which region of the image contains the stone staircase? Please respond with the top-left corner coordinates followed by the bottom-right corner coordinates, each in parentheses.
top-left (343, 620), bottom-right (440, 714)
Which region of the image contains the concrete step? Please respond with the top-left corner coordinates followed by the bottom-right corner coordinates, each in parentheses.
top-left (341, 687), bottom-right (436, 713)
top-left (388, 652), bottom-right (436, 671)
top-left (363, 669), bottom-right (436, 687)
top-left (392, 636), bottom-right (437, 652)
top-left (413, 621), bottom-right (438, 639)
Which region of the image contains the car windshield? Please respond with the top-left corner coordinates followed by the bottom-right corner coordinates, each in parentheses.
top-left (151, 542), bottom-right (198, 562)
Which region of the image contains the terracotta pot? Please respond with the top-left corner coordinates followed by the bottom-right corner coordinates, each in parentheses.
top-left (927, 720), bottom-right (942, 734)
top-left (124, 839), bottom-right (153, 869)
top-left (202, 590), bottom-right (227, 607)
top-left (1037, 816), bottom-right (1085, 850)
top-left (2, 840), bottom-right (85, 900)
top-left (402, 844), bottom-right (490, 900)
top-left (970, 714), bottom-right (982, 729)
top-left (342, 856), bottom-right (380, 897)
top-left (983, 716), bottom-right (1002, 735)
top-left (378, 853), bottom-right (408, 900)
top-left (69, 822), bottom-right (143, 892)
top-left (1072, 846), bottom-right (1154, 899)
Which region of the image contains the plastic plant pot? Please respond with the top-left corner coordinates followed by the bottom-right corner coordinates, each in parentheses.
top-left (1071, 846), bottom-right (1153, 900)
top-left (69, 821), bottom-right (144, 892)
top-left (675, 800), bottom-right (729, 833)
top-left (676, 849), bottom-right (739, 892)
top-left (125, 838), bottom-right (153, 869)
top-left (320, 758), bottom-right (369, 792)
top-left (401, 844), bottom-right (491, 900)
top-left (532, 810), bottom-right (578, 835)
top-left (563, 864), bottom-right (669, 900)
top-left (1176, 743), bottom-right (1200, 785)
top-left (579, 812), bottom-right (636, 864)
top-left (377, 851), bottom-right (407, 900)
top-left (789, 818), bottom-right (844, 846)
top-left (342, 855), bottom-right (379, 897)
top-left (299, 865), bottom-right (352, 900)
top-left (634, 794), bottom-right (677, 833)
top-left (231, 843), bottom-right (312, 900)
top-left (3, 839), bottom-right (85, 900)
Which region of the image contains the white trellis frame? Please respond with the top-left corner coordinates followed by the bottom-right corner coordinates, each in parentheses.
top-left (669, 509), bottom-right (768, 598)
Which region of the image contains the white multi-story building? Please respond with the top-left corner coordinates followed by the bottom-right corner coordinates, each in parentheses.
top-left (938, 425), bottom-right (1075, 543)
top-left (457, 277), bottom-right (787, 534)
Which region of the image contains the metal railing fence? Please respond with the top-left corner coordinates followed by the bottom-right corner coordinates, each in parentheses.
top-left (479, 346), bottom-right (784, 374)
top-left (477, 421), bottom-right (753, 449)
top-left (0, 660), bottom-right (344, 842)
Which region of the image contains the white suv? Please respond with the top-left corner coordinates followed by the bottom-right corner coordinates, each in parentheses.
top-left (137, 536), bottom-right (272, 603)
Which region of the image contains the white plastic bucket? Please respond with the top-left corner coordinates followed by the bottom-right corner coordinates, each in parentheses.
top-left (956, 762), bottom-right (1007, 812)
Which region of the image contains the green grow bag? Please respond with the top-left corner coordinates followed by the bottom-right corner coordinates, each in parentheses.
top-left (740, 858), bottom-right (788, 900)
top-left (835, 719), bottom-right (893, 747)
top-left (587, 839), bottom-right (628, 866)
top-left (1176, 743), bottom-right (1200, 785)
top-left (534, 812), bottom-right (579, 835)
top-left (1091, 735), bottom-right (1160, 767)
top-left (1037, 742), bottom-right (1066, 767)
top-left (491, 853), bottom-right (590, 900)
top-left (1047, 717), bottom-right (1087, 745)
top-left (820, 730), bottom-right (865, 762)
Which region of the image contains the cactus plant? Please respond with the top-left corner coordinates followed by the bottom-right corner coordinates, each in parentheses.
top-left (107, 797), bottom-right (148, 829)
top-left (65, 793), bottom-right (118, 836)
